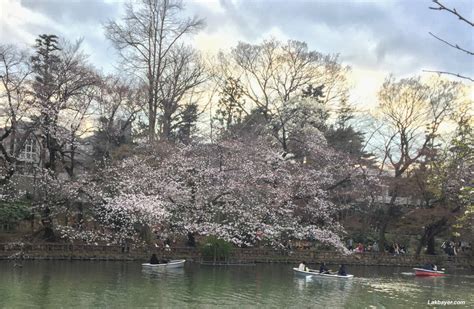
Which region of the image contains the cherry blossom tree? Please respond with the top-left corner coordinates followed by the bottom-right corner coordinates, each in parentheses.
top-left (69, 132), bottom-right (372, 251)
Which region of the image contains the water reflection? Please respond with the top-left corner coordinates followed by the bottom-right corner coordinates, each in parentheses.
top-left (0, 262), bottom-right (472, 308)
top-left (294, 275), bottom-right (314, 291)
top-left (141, 266), bottom-right (185, 280)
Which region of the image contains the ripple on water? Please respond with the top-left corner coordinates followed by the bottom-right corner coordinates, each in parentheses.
top-left (365, 279), bottom-right (423, 298)
top-left (1, 262), bottom-right (473, 308)
top-left (400, 272), bottom-right (415, 276)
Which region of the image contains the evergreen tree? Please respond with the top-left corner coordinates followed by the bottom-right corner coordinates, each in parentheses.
top-left (325, 99), bottom-right (369, 159)
top-left (31, 34), bottom-right (62, 172)
top-left (215, 77), bottom-right (245, 131)
top-left (176, 103), bottom-right (198, 144)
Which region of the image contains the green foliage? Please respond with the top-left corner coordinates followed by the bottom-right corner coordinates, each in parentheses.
top-left (325, 126), bottom-right (365, 157)
top-left (31, 34), bottom-right (61, 99)
top-left (199, 236), bottom-right (233, 261)
top-left (175, 103), bottom-right (199, 144)
top-left (215, 77), bottom-right (245, 130)
top-left (325, 99), bottom-right (371, 160)
top-left (349, 231), bottom-right (378, 245)
top-left (0, 200), bottom-right (32, 226)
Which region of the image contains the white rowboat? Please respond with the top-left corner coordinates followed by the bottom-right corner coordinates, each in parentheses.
top-left (142, 259), bottom-right (186, 268)
top-left (293, 268), bottom-right (354, 279)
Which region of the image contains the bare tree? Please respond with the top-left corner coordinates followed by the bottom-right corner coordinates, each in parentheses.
top-left (215, 39), bottom-right (350, 150)
top-left (373, 75), bottom-right (462, 248)
top-left (157, 45), bottom-right (207, 140)
top-left (0, 44), bottom-right (33, 185)
top-left (94, 74), bottom-right (144, 160)
top-left (228, 39), bottom-right (349, 114)
top-left (104, 0), bottom-right (205, 142)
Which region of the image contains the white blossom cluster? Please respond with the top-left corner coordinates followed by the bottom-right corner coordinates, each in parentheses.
top-left (72, 136), bottom-right (366, 249)
top-left (25, 131), bottom-right (373, 251)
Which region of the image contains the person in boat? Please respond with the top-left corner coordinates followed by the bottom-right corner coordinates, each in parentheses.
top-left (319, 262), bottom-right (330, 274)
top-left (422, 263), bottom-right (437, 271)
top-left (337, 264), bottom-right (347, 276)
top-left (149, 254), bottom-right (159, 265)
top-left (298, 261), bottom-right (307, 271)
top-left (162, 237), bottom-right (171, 251)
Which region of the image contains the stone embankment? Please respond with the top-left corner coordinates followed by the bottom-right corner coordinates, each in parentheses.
top-left (0, 243), bottom-right (472, 269)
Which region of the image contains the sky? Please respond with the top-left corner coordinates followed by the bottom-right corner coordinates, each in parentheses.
top-left (1, 0), bottom-right (473, 107)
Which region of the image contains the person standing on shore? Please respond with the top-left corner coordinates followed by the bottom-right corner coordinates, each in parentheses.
top-left (347, 239), bottom-right (353, 251)
top-left (373, 241), bottom-right (379, 252)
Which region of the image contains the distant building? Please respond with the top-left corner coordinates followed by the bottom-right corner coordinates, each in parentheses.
top-left (0, 123), bottom-right (42, 174)
top-left (0, 122), bottom-right (91, 193)
top-left (1, 119), bottom-right (133, 192)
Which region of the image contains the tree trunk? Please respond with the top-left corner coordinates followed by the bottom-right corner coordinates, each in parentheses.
top-left (148, 90), bottom-right (156, 142)
top-left (8, 122), bottom-right (16, 155)
top-left (161, 112), bottom-right (172, 141)
top-left (38, 203), bottom-right (54, 241)
top-left (415, 217), bottom-right (448, 256)
top-left (47, 134), bottom-right (57, 173)
top-left (416, 234), bottom-right (426, 256)
top-left (378, 220), bottom-right (388, 251)
top-left (378, 181), bottom-right (401, 250)
top-left (148, 105), bottom-right (156, 142)
top-left (426, 236), bottom-right (436, 255)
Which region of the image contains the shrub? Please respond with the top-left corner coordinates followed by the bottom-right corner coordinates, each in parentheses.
top-left (0, 200), bottom-right (32, 231)
top-left (199, 236), bottom-right (233, 262)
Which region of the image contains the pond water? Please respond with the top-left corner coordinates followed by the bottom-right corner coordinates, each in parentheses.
top-left (0, 261), bottom-right (472, 308)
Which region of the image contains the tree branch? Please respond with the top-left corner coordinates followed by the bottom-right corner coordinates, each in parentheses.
top-left (430, 0), bottom-right (474, 27)
top-left (423, 70), bottom-right (474, 82)
top-left (429, 32), bottom-right (474, 56)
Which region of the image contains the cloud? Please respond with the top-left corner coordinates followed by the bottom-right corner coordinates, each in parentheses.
top-left (1, 0), bottom-right (472, 89)
top-left (20, 0), bottom-right (120, 24)
top-left (189, 0), bottom-right (473, 78)
top-left (0, 0), bottom-right (61, 47)
top-left (0, 0), bottom-right (121, 71)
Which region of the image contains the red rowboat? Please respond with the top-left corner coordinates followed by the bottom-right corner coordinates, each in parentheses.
top-left (413, 268), bottom-right (445, 277)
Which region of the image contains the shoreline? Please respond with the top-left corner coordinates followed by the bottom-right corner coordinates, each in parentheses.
top-left (1, 243), bottom-right (472, 269)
